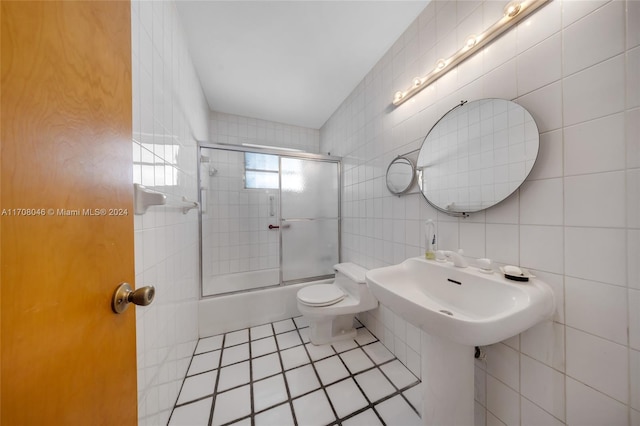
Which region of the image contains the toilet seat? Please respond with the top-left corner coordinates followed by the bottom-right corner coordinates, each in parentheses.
top-left (297, 284), bottom-right (345, 307)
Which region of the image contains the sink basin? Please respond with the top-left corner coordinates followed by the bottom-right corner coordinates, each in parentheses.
top-left (365, 256), bottom-right (555, 346)
top-left (366, 256), bottom-right (555, 425)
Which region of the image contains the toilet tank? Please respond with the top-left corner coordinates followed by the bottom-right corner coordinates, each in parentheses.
top-left (334, 263), bottom-right (376, 307)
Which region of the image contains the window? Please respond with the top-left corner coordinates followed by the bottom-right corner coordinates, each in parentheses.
top-left (244, 153), bottom-right (279, 189)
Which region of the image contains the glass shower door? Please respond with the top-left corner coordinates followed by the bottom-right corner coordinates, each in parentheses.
top-left (201, 148), bottom-right (280, 296)
top-left (200, 145), bottom-right (340, 296)
top-left (280, 158), bottom-right (339, 282)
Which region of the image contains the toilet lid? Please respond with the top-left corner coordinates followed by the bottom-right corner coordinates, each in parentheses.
top-left (298, 284), bottom-right (345, 307)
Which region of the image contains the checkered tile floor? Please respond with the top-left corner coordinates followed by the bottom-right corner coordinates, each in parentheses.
top-left (169, 317), bottom-right (422, 426)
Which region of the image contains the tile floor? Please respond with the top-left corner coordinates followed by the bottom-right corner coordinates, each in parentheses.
top-left (168, 317), bottom-right (422, 426)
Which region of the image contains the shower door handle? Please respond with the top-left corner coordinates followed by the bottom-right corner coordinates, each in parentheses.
top-left (268, 224), bottom-right (290, 230)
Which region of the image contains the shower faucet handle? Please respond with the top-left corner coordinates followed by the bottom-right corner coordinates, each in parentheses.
top-left (268, 224), bottom-right (280, 229)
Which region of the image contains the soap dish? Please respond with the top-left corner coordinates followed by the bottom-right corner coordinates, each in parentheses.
top-left (499, 266), bottom-right (535, 282)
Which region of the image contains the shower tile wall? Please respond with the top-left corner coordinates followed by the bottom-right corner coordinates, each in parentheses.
top-left (209, 110), bottom-right (321, 153)
top-left (201, 149), bottom-right (280, 294)
top-left (321, 1), bottom-right (639, 425)
top-left (132, 1), bottom-right (210, 424)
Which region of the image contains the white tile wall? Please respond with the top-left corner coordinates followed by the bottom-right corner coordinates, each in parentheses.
top-left (563, 113), bottom-right (626, 176)
top-left (566, 377), bottom-right (628, 426)
top-left (562, 0), bottom-right (625, 76)
top-left (520, 354), bottom-right (565, 421)
top-left (516, 33), bottom-right (562, 96)
top-left (565, 226), bottom-right (627, 286)
top-left (521, 396), bottom-right (565, 426)
top-left (325, 0), bottom-right (639, 424)
top-left (485, 343), bottom-right (519, 391)
top-left (564, 171), bottom-right (626, 227)
top-left (563, 55), bottom-right (625, 127)
top-left (132, 1), bottom-right (209, 424)
top-left (565, 276), bottom-right (627, 345)
top-left (631, 288), bottom-right (640, 351)
top-left (209, 110), bottom-right (320, 153)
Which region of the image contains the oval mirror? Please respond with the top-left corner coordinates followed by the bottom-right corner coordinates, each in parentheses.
top-left (386, 156), bottom-right (416, 195)
top-left (417, 99), bottom-right (539, 215)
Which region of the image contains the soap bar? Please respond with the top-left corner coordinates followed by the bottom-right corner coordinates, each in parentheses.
top-left (504, 265), bottom-right (523, 276)
top-left (502, 265), bottom-right (529, 282)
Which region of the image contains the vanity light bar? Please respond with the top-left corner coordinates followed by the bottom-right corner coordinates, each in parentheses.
top-left (392, 0), bottom-right (550, 107)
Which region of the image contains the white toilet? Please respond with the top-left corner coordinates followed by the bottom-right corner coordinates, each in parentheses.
top-left (296, 263), bottom-right (378, 345)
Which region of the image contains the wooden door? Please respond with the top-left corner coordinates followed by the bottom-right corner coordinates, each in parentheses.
top-left (1, 1), bottom-right (137, 424)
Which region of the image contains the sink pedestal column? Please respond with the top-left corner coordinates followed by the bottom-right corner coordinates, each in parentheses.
top-left (421, 332), bottom-right (474, 426)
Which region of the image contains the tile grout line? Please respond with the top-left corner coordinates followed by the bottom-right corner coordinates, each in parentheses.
top-left (170, 318), bottom-right (422, 424)
top-left (218, 328), bottom-right (258, 426)
top-left (217, 325), bottom-right (286, 426)
top-left (272, 320), bottom-right (300, 426)
top-left (167, 339), bottom-right (200, 423)
top-left (179, 335), bottom-right (389, 404)
top-left (352, 325), bottom-right (422, 419)
top-left (296, 319), bottom-right (422, 424)
top-left (293, 319), bottom-right (342, 425)
top-left (332, 333), bottom-right (381, 425)
top-left (347, 328), bottom-right (389, 425)
top-left (248, 327), bottom-right (255, 426)
top-left (353, 325), bottom-right (421, 421)
top-left (207, 333), bottom-right (226, 426)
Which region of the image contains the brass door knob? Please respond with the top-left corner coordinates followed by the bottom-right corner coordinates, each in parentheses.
top-left (112, 283), bottom-right (155, 314)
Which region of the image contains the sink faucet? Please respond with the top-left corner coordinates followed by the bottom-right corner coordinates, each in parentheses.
top-left (443, 250), bottom-right (468, 268)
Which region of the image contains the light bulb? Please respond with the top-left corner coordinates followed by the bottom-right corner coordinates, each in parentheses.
top-left (394, 91), bottom-right (404, 102)
top-left (504, 1), bottom-right (522, 18)
top-left (435, 59), bottom-right (447, 70)
top-left (465, 35), bottom-right (477, 48)
top-left (413, 77), bottom-right (422, 87)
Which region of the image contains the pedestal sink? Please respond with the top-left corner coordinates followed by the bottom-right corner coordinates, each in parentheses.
top-left (365, 257), bottom-right (555, 425)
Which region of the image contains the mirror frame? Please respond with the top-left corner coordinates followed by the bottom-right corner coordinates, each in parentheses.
top-left (417, 99), bottom-right (540, 216)
top-left (386, 155), bottom-right (416, 196)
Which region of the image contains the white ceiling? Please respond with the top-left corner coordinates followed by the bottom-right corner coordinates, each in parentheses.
top-left (176, 1), bottom-right (428, 129)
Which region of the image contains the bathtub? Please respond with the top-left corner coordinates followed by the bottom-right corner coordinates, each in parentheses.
top-left (198, 278), bottom-right (332, 337)
top-left (202, 268), bottom-right (280, 296)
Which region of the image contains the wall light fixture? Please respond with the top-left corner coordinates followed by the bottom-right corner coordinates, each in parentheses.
top-left (392, 0), bottom-right (550, 107)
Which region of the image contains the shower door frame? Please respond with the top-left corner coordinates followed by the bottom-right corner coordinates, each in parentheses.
top-left (198, 142), bottom-right (342, 298)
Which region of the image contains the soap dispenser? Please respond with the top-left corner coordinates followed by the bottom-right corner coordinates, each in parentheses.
top-left (425, 220), bottom-right (436, 260)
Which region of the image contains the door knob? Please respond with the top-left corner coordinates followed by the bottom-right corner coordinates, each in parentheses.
top-left (112, 282), bottom-right (155, 314)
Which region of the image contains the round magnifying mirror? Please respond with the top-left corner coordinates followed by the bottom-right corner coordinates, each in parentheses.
top-left (386, 156), bottom-right (416, 195)
top-left (417, 99), bottom-right (539, 215)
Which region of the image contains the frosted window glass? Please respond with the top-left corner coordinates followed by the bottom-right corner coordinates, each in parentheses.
top-left (282, 219), bottom-right (339, 282)
top-left (245, 153), bottom-right (280, 189)
top-left (245, 153), bottom-right (279, 171)
top-left (281, 158), bottom-right (339, 281)
top-left (281, 158), bottom-right (338, 219)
